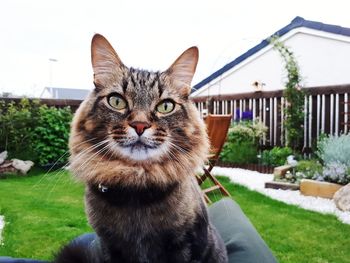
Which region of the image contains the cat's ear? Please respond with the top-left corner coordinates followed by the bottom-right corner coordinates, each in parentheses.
top-left (166, 47), bottom-right (198, 96)
top-left (91, 34), bottom-right (124, 86)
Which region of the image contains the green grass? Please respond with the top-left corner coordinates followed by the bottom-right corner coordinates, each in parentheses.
top-left (0, 168), bottom-right (91, 260)
top-left (207, 177), bottom-right (350, 263)
top-left (0, 172), bottom-right (349, 262)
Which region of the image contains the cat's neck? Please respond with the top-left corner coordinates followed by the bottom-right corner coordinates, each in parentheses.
top-left (88, 180), bottom-right (180, 207)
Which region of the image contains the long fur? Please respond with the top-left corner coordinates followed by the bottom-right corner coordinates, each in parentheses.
top-left (55, 34), bottom-right (228, 263)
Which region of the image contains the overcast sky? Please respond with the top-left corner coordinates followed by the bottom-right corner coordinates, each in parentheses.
top-left (1, 0), bottom-right (350, 97)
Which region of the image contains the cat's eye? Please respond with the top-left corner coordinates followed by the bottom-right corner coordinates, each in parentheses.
top-left (108, 95), bottom-right (127, 110)
top-left (156, 100), bottom-right (175, 114)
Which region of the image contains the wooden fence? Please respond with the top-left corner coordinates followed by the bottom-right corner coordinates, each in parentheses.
top-left (191, 84), bottom-right (350, 152)
top-left (2, 84), bottom-right (349, 152)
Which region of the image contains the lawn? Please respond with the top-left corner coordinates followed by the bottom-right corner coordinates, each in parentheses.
top-left (0, 170), bottom-right (349, 262)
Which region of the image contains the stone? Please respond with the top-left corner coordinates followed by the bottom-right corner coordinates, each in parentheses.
top-left (11, 159), bottom-right (34, 174)
top-left (273, 164), bottom-right (292, 178)
top-left (334, 183), bottom-right (350, 212)
top-left (0, 151), bottom-right (7, 165)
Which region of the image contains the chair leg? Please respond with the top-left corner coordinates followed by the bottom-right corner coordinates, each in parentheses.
top-left (203, 194), bottom-right (212, 204)
top-left (203, 167), bottom-right (231, 197)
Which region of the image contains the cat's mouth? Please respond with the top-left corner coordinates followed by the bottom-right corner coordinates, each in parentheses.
top-left (126, 141), bottom-right (157, 151)
top-left (113, 138), bottom-right (166, 161)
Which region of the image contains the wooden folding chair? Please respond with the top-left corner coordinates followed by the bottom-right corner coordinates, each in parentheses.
top-left (197, 114), bottom-right (232, 204)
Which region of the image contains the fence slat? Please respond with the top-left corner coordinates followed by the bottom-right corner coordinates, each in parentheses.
top-left (263, 98), bottom-right (266, 145)
top-left (274, 97), bottom-right (277, 146)
top-left (335, 93), bottom-right (339, 135)
top-left (316, 94), bottom-right (321, 139)
top-left (308, 95), bottom-right (312, 148)
top-left (252, 99), bottom-right (256, 121)
top-left (330, 94), bottom-right (334, 135)
top-left (269, 98), bottom-right (273, 146)
top-left (322, 94), bottom-right (326, 133)
top-left (345, 93), bottom-right (348, 133)
top-left (281, 97), bottom-right (284, 146)
top-left (304, 96), bottom-right (308, 149)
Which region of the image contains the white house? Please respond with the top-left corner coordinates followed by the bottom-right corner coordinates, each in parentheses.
top-left (40, 87), bottom-right (90, 100)
top-left (191, 16), bottom-right (350, 97)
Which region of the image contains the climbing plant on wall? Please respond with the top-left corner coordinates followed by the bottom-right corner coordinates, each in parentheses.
top-left (270, 37), bottom-right (305, 151)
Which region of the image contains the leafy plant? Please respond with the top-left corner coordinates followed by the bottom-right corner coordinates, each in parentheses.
top-left (33, 106), bottom-right (73, 166)
top-left (315, 162), bottom-right (350, 185)
top-left (280, 170), bottom-right (310, 184)
top-left (296, 159), bottom-right (323, 179)
top-left (261, 146), bottom-right (293, 167)
top-left (220, 121), bottom-right (267, 164)
top-left (220, 140), bottom-right (258, 164)
top-left (317, 133), bottom-right (350, 166)
top-left (0, 99), bottom-right (73, 166)
top-left (270, 37), bottom-right (305, 150)
top-left (0, 98), bottom-right (41, 160)
top-left (227, 121), bottom-right (267, 144)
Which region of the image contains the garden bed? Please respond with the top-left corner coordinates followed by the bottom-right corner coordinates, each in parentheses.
top-left (300, 179), bottom-right (343, 199)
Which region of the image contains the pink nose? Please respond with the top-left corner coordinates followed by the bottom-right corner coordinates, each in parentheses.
top-left (129, 121), bottom-right (151, 136)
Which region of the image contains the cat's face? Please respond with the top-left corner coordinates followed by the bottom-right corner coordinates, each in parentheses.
top-left (70, 34), bottom-right (207, 167)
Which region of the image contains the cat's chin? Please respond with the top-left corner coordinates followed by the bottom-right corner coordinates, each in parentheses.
top-left (116, 143), bottom-right (168, 162)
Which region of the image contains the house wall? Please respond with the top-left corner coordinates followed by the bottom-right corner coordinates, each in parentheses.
top-left (192, 29), bottom-right (350, 97)
top-left (40, 88), bottom-right (53, 99)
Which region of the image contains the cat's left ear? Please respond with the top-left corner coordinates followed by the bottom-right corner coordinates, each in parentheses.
top-left (166, 47), bottom-right (198, 96)
top-left (91, 34), bottom-right (124, 87)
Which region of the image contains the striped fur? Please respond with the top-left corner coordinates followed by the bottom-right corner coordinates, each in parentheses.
top-left (57, 34), bottom-right (228, 262)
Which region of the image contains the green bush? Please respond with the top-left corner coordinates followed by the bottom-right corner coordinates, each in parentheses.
top-left (33, 106), bottom-right (72, 166)
top-left (0, 99), bottom-right (73, 166)
top-left (261, 146), bottom-right (293, 167)
top-left (0, 98), bottom-right (41, 160)
top-left (220, 140), bottom-right (258, 164)
top-left (295, 159), bottom-right (323, 179)
top-left (220, 121), bottom-right (267, 164)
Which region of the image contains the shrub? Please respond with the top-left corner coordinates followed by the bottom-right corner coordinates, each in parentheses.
top-left (220, 121), bottom-right (267, 164)
top-left (220, 140), bottom-right (258, 164)
top-left (227, 121), bottom-right (267, 144)
top-left (315, 162), bottom-right (350, 185)
top-left (0, 99), bottom-right (73, 166)
top-left (33, 106), bottom-right (73, 166)
top-left (261, 146), bottom-right (293, 167)
top-left (317, 133), bottom-right (350, 166)
top-left (282, 171), bottom-right (309, 184)
top-left (295, 159), bottom-right (323, 179)
top-left (0, 98), bottom-right (41, 160)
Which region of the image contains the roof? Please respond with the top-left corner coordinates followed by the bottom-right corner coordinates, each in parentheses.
top-left (43, 87), bottom-right (90, 100)
top-left (192, 16), bottom-right (350, 93)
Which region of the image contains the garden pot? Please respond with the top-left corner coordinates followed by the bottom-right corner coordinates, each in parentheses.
top-left (300, 179), bottom-right (343, 199)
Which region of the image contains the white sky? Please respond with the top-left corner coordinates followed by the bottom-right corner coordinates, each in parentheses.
top-left (1, 0), bottom-right (350, 97)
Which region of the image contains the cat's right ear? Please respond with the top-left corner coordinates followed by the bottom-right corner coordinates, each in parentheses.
top-left (91, 34), bottom-right (124, 88)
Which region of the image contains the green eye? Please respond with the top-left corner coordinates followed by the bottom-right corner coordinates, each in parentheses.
top-left (157, 100), bottom-right (175, 114)
top-left (108, 95), bottom-right (127, 110)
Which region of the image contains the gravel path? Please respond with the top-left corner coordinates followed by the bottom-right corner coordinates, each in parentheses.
top-left (211, 167), bottom-right (350, 225)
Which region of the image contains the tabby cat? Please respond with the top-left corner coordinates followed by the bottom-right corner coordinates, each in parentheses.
top-left (55, 34), bottom-right (228, 263)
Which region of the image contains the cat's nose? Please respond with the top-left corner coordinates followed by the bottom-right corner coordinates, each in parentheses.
top-left (129, 121), bottom-right (151, 136)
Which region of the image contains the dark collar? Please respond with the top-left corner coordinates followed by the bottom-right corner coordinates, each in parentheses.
top-left (89, 181), bottom-right (179, 207)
